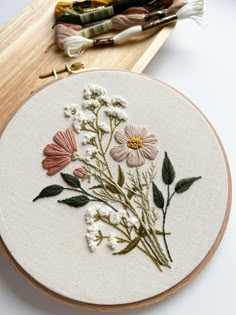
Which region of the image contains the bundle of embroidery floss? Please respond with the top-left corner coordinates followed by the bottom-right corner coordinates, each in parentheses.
top-left (55, 0), bottom-right (186, 44)
top-left (55, 7), bottom-right (149, 48)
top-left (54, 0), bottom-right (164, 26)
top-left (63, 0), bottom-right (204, 57)
top-left (56, 0), bottom-right (113, 15)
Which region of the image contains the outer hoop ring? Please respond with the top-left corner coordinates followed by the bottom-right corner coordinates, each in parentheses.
top-left (0, 70), bottom-right (232, 312)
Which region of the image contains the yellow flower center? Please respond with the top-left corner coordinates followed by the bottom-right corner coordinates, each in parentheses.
top-left (127, 136), bottom-right (144, 150)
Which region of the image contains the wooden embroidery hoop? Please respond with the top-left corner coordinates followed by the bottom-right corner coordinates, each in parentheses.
top-left (0, 70), bottom-right (232, 312)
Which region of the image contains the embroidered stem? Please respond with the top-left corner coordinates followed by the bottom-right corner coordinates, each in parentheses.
top-left (63, 187), bottom-right (118, 212)
top-left (98, 211), bottom-right (163, 270)
top-left (162, 186), bottom-right (175, 262)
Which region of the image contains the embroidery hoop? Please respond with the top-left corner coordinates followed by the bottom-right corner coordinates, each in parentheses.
top-left (0, 70), bottom-right (231, 311)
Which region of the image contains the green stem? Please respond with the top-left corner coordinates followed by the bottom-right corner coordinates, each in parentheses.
top-left (162, 187), bottom-right (175, 262)
top-left (63, 187), bottom-right (118, 213)
top-left (162, 208), bottom-right (172, 262)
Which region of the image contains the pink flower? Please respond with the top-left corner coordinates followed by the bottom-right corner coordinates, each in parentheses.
top-left (42, 128), bottom-right (78, 176)
top-left (110, 125), bottom-right (158, 167)
top-left (74, 167), bottom-right (87, 178)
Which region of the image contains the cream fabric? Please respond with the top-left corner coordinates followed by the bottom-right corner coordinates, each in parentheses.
top-left (0, 71), bottom-right (229, 305)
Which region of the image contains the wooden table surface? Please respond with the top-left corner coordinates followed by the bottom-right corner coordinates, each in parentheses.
top-left (0, 0), bottom-right (174, 135)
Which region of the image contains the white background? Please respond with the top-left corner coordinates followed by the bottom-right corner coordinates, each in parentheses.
top-left (0, 0), bottom-right (235, 314)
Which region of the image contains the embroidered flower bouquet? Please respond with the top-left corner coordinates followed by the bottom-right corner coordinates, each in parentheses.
top-left (33, 84), bottom-right (201, 271)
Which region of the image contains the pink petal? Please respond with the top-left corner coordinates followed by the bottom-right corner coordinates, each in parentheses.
top-left (127, 149), bottom-right (145, 167)
top-left (141, 145), bottom-right (158, 160)
top-left (124, 125), bottom-right (140, 138)
top-left (42, 156), bottom-right (71, 175)
top-left (143, 133), bottom-right (158, 144)
top-left (110, 145), bottom-right (129, 162)
top-left (139, 127), bottom-right (149, 138)
top-left (114, 130), bottom-right (128, 144)
top-left (43, 144), bottom-right (69, 157)
top-left (74, 167), bottom-right (86, 178)
top-left (53, 128), bottom-right (77, 153)
top-left (65, 128), bottom-right (77, 151)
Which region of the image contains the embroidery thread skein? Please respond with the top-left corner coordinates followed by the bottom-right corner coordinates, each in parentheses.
top-left (56, 0), bottom-right (186, 42)
top-left (55, 7), bottom-right (149, 49)
top-left (55, 1), bottom-right (113, 17)
top-left (54, 0), bottom-right (163, 26)
top-left (63, 0), bottom-right (204, 57)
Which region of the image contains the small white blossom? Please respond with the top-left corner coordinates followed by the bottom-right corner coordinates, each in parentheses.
top-left (98, 95), bottom-right (111, 106)
top-left (72, 112), bottom-right (86, 133)
top-left (85, 207), bottom-right (97, 224)
top-left (87, 222), bottom-right (103, 233)
top-left (105, 106), bottom-right (128, 121)
top-left (111, 213), bottom-right (122, 225)
top-left (98, 122), bottom-right (110, 133)
top-left (107, 232), bottom-right (118, 250)
top-left (72, 112), bottom-right (95, 133)
top-left (82, 133), bottom-right (96, 145)
top-left (111, 96), bottom-right (127, 108)
top-left (88, 240), bottom-right (97, 252)
top-left (126, 216), bottom-right (139, 228)
top-left (83, 84), bottom-right (106, 99)
top-left (64, 104), bottom-right (78, 117)
top-left (82, 99), bottom-right (100, 110)
top-left (85, 147), bottom-right (98, 161)
top-left (98, 206), bottom-right (112, 217)
top-left (118, 210), bottom-right (127, 218)
top-left (86, 232), bottom-right (96, 242)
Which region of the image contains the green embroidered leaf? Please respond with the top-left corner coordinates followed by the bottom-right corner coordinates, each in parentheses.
top-left (33, 185), bottom-right (64, 202)
top-left (162, 152), bottom-right (175, 185)
top-left (58, 195), bottom-right (90, 207)
top-left (138, 225), bottom-right (147, 237)
top-left (89, 185), bottom-right (103, 190)
top-left (175, 176), bottom-right (202, 193)
top-left (152, 182), bottom-right (165, 209)
top-left (61, 173), bottom-right (81, 188)
top-left (117, 165), bottom-right (125, 187)
top-left (127, 189), bottom-right (135, 200)
top-left (113, 237), bottom-right (140, 255)
top-left (89, 184), bottom-right (119, 194)
top-left (105, 184), bottom-right (119, 194)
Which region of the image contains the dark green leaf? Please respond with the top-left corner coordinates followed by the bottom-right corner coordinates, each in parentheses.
top-left (58, 195), bottom-right (90, 207)
top-left (33, 185), bottom-right (64, 202)
top-left (61, 173), bottom-right (81, 188)
top-left (117, 165), bottom-right (125, 187)
top-left (113, 237), bottom-right (140, 255)
top-left (152, 182), bottom-right (165, 209)
top-left (162, 152), bottom-right (175, 185)
top-left (175, 176), bottom-right (202, 193)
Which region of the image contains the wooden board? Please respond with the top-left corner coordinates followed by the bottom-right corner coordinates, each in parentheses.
top-left (0, 0), bottom-right (175, 135)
